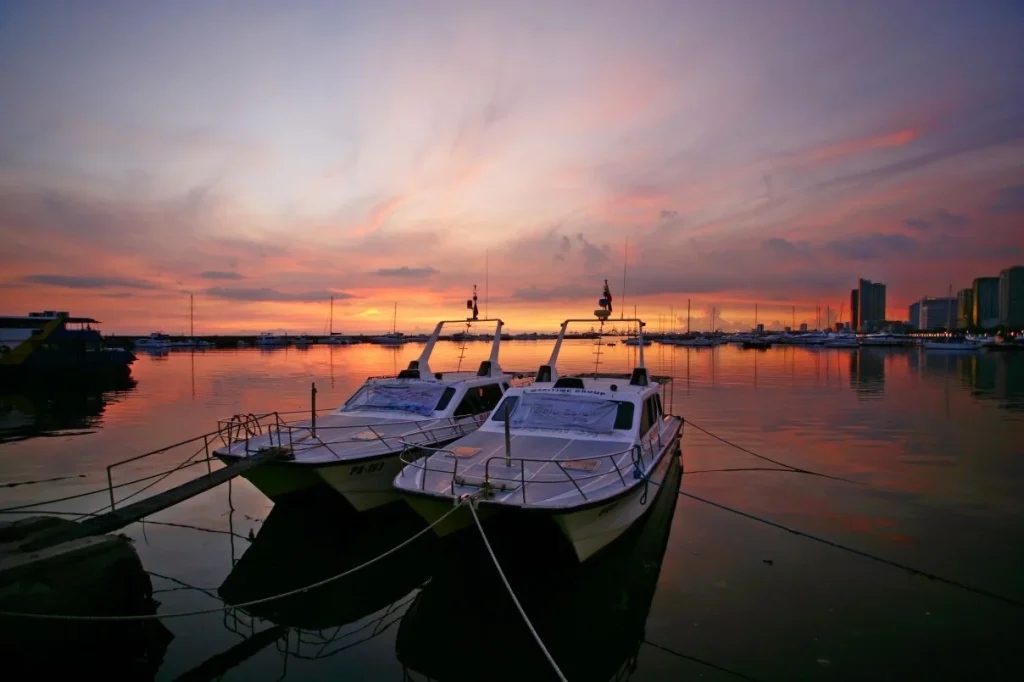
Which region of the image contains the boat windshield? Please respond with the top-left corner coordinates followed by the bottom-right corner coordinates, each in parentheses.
top-left (342, 382), bottom-right (450, 416)
top-left (501, 393), bottom-right (634, 433)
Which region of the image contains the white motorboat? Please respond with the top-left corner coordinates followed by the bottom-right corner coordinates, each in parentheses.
top-left (134, 333), bottom-right (171, 350)
top-left (923, 339), bottom-right (980, 352)
top-left (394, 310), bottom-right (683, 563)
top-left (322, 334), bottom-right (358, 345)
top-left (214, 312), bottom-right (524, 511)
top-left (664, 336), bottom-right (715, 347)
top-left (371, 332), bottom-right (407, 345)
top-left (860, 332), bottom-right (915, 346)
top-left (371, 302), bottom-right (408, 345)
top-left (257, 332), bottom-right (288, 347)
top-left (823, 334), bottom-right (860, 348)
top-left (622, 336), bottom-right (651, 346)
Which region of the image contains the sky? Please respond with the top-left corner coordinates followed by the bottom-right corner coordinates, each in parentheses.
top-left (1, 0), bottom-right (1023, 335)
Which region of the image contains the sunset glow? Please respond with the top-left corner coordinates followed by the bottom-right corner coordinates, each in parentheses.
top-left (2, 1), bottom-right (1022, 334)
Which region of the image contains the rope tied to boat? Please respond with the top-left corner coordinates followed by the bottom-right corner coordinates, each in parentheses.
top-left (466, 497), bottom-right (569, 682)
top-left (630, 444), bottom-right (649, 506)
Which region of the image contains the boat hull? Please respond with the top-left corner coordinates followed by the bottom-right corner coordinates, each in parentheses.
top-left (552, 445), bottom-right (676, 562)
top-left (216, 457), bottom-right (325, 502)
top-left (315, 453), bottom-right (409, 512)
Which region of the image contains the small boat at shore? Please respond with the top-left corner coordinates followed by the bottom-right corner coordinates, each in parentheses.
top-left (214, 305), bottom-right (522, 511)
top-left (394, 302), bottom-right (683, 563)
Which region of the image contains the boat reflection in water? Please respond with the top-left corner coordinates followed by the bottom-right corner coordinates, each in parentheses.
top-left (219, 491), bottom-right (438, 631)
top-left (397, 455), bottom-right (682, 682)
top-left (0, 375), bottom-right (137, 443)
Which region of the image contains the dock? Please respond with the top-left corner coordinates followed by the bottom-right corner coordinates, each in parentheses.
top-left (15, 447), bottom-right (287, 553)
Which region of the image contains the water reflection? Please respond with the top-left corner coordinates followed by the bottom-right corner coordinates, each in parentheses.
top-left (849, 349), bottom-right (885, 399)
top-left (396, 457), bottom-right (682, 682)
top-left (219, 492), bottom-right (435, 634)
top-left (918, 350), bottom-right (1024, 412)
top-left (0, 375), bottom-right (137, 443)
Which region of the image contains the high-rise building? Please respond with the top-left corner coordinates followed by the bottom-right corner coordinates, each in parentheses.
top-left (973, 277), bottom-right (1000, 329)
top-left (850, 289), bottom-right (859, 332)
top-left (956, 288), bottom-right (974, 329)
top-left (799, 323), bottom-right (808, 332)
top-left (919, 297), bottom-right (956, 330)
top-left (1000, 265), bottom-right (1024, 328)
top-left (909, 300), bottom-right (921, 329)
top-left (857, 279), bottom-right (886, 331)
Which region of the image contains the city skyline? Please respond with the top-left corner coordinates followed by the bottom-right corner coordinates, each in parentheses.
top-left (1, 2), bottom-right (1023, 334)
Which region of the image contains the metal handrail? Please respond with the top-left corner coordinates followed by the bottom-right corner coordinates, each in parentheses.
top-left (220, 411), bottom-right (491, 459)
top-left (399, 418), bottom-right (682, 499)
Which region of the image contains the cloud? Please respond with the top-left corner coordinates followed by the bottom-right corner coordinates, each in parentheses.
top-left (825, 233), bottom-right (918, 260)
top-left (20, 274), bottom-right (160, 290)
top-left (203, 287), bottom-right (354, 303)
top-left (372, 266), bottom-right (439, 278)
top-left (575, 233), bottom-right (610, 269)
top-left (198, 270), bottom-right (245, 280)
top-left (902, 208), bottom-right (968, 231)
top-left (986, 185), bottom-right (1024, 215)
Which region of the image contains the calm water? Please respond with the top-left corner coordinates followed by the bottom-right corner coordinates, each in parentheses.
top-left (2, 342), bottom-right (1023, 680)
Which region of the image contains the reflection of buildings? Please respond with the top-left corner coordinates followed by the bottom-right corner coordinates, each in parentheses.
top-left (957, 288), bottom-right (974, 329)
top-left (849, 349), bottom-right (885, 397)
top-left (0, 376), bottom-right (136, 443)
top-left (1000, 265), bottom-right (1024, 328)
top-left (856, 279), bottom-right (886, 331)
top-left (973, 277), bottom-right (1000, 329)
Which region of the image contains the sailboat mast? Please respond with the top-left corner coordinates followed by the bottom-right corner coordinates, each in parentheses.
top-left (755, 303), bottom-right (759, 331)
top-left (392, 302), bottom-right (397, 335)
top-left (621, 238), bottom-right (628, 321)
top-left (329, 295), bottom-right (334, 335)
top-left (687, 299), bottom-right (691, 334)
top-left (190, 294), bottom-right (194, 338)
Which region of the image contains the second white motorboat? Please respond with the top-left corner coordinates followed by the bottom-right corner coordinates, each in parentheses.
top-left (394, 303), bottom-right (683, 562)
top-left (214, 312), bottom-right (523, 512)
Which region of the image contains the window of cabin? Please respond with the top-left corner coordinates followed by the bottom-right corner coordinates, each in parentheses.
top-left (652, 394), bottom-right (663, 420)
top-left (454, 384), bottom-right (501, 416)
top-left (491, 395), bottom-right (520, 421)
top-left (639, 401), bottom-right (653, 435)
top-left (434, 386), bottom-right (457, 411)
top-left (613, 402), bottom-right (635, 430)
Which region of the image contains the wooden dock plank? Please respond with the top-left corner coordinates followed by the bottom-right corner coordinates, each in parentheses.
top-left (21, 448), bottom-right (287, 551)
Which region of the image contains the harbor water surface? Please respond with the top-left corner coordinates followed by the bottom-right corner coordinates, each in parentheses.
top-left (1, 341), bottom-right (1022, 681)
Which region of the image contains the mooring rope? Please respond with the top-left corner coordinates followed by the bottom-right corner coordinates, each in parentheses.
top-left (467, 500), bottom-right (569, 682)
top-left (641, 471), bottom-right (1024, 610)
top-left (683, 418), bottom-right (865, 486)
top-left (0, 501), bottom-right (463, 621)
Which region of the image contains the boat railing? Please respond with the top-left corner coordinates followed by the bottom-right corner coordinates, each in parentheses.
top-left (216, 411), bottom-right (492, 459)
top-left (398, 417), bottom-right (681, 503)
